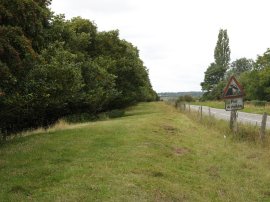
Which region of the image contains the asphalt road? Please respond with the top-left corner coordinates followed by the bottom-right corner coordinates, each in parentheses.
top-left (189, 105), bottom-right (270, 128)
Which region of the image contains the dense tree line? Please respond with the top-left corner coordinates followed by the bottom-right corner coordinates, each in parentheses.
top-left (0, 0), bottom-right (157, 140)
top-left (201, 29), bottom-right (270, 102)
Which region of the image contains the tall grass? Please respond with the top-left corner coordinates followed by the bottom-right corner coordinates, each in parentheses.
top-left (191, 100), bottom-right (270, 115)
top-left (174, 102), bottom-right (270, 145)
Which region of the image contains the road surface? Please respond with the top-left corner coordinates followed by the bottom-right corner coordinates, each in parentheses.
top-left (189, 105), bottom-right (270, 128)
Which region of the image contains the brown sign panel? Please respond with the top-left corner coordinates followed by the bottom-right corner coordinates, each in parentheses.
top-left (223, 76), bottom-right (244, 99)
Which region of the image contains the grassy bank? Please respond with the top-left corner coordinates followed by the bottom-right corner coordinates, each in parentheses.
top-left (1, 102), bottom-right (270, 201)
top-left (191, 101), bottom-right (270, 114)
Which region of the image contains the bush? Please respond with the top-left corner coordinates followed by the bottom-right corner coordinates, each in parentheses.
top-left (64, 113), bottom-right (96, 123)
top-left (176, 95), bottom-right (195, 103)
top-left (250, 100), bottom-right (267, 107)
top-left (107, 109), bottom-right (125, 118)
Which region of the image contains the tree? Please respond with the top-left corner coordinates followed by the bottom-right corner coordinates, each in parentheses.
top-left (214, 29), bottom-right (231, 79)
top-left (255, 48), bottom-right (270, 70)
top-left (0, 0), bottom-right (52, 52)
top-left (0, 4), bottom-right (157, 139)
top-left (93, 30), bottom-right (157, 107)
top-left (239, 49), bottom-right (270, 101)
top-left (201, 63), bottom-right (220, 92)
top-left (226, 58), bottom-right (254, 78)
top-left (201, 29), bottom-right (231, 100)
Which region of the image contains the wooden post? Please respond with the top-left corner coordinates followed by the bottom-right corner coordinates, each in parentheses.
top-left (200, 106), bottom-right (203, 121)
top-left (208, 107), bottom-right (211, 116)
top-left (189, 104), bottom-right (191, 112)
top-left (234, 111), bottom-right (238, 133)
top-left (260, 112), bottom-right (267, 141)
top-left (230, 110), bottom-right (237, 132)
top-left (230, 110), bottom-right (234, 130)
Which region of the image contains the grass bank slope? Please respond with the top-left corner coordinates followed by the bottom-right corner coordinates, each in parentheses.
top-left (0, 102), bottom-right (270, 201)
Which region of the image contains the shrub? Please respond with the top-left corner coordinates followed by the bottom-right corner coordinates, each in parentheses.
top-left (107, 109), bottom-right (125, 118)
top-left (250, 100), bottom-right (267, 107)
top-left (64, 113), bottom-right (96, 123)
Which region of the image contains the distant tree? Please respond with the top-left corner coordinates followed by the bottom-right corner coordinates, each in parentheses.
top-left (226, 58), bottom-right (254, 78)
top-left (180, 95), bottom-right (195, 102)
top-left (255, 48), bottom-right (270, 70)
top-left (239, 49), bottom-right (270, 101)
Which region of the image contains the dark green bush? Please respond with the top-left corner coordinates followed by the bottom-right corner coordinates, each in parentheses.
top-left (64, 113), bottom-right (96, 123)
top-left (107, 109), bottom-right (125, 118)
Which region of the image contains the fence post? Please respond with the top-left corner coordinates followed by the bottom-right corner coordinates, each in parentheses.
top-left (208, 107), bottom-right (211, 116)
top-left (260, 112), bottom-right (267, 141)
top-left (189, 104), bottom-right (190, 112)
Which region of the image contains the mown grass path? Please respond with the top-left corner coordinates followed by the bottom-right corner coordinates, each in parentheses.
top-left (1, 102), bottom-right (270, 201)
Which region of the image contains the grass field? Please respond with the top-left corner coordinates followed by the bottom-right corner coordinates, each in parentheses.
top-left (1, 102), bottom-right (270, 201)
top-left (191, 101), bottom-right (270, 114)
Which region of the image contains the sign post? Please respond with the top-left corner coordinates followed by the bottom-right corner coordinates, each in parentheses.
top-left (223, 76), bottom-right (244, 132)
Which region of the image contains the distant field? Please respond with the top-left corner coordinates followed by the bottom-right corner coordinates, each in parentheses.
top-left (1, 102), bottom-right (270, 201)
top-left (191, 101), bottom-right (270, 114)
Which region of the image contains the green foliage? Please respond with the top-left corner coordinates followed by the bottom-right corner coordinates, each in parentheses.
top-left (255, 48), bottom-right (270, 70)
top-left (239, 49), bottom-right (270, 101)
top-left (64, 113), bottom-right (96, 123)
top-left (226, 57), bottom-right (254, 78)
top-left (0, 0), bottom-right (52, 51)
top-left (214, 29), bottom-right (230, 77)
top-left (107, 109), bottom-right (125, 118)
top-left (201, 63), bottom-right (220, 92)
top-left (176, 95), bottom-right (195, 103)
top-left (201, 29), bottom-right (231, 100)
top-left (0, 1), bottom-right (157, 139)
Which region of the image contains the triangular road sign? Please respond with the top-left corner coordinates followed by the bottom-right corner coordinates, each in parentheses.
top-left (223, 76), bottom-right (244, 99)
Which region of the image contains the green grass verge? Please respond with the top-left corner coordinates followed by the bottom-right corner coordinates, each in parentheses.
top-left (191, 101), bottom-right (270, 114)
top-left (1, 102), bottom-right (270, 201)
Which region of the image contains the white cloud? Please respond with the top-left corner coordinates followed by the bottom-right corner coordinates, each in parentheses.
top-left (50, 0), bottom-right (270, 92)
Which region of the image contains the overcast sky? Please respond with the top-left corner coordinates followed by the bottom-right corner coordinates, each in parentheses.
top-left (50, 0), bottom-right (270, 92)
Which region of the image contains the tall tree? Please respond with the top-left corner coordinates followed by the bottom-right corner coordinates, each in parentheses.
top-left (214, 29), bottom-right (231, 80)
top-left (201, 29), bottom-right (230, 100)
